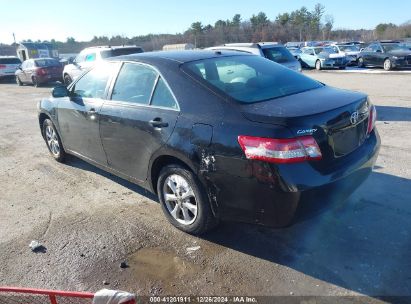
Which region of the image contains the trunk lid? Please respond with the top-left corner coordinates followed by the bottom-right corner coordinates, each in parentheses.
top-left (240, 86), bottom-right (371, 161)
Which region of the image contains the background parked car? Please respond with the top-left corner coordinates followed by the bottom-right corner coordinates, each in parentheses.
top-left (357, 41), bottom-right (411, 70)
top-left (62, 45), bottom-right (144, 85)
top-left (15, 58), bottom-right (63, 87)
top-left (299, 46), bottom-right (348, 70)
top-left (206, 42), bottom-right (302, 72)
top-left (0, 56), bottom-right (22, 81)
top-left (286, 47), bottom-right (302, 59)
top-left (331, 44), bottom-right (361, 65)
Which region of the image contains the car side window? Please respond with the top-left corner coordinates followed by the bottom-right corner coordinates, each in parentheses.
top-left (111, 63), bottom-right (157, 104)
top-left (74, 52), bottom-right (86, 64)
top-left (304, 49), bottom-right (314, 55)
top-left (150, 77), bottom-right (178, 109)
top-left (72, 64), bottom-right (113, 99)
top-left (85, 53), bottom-right (96, 62)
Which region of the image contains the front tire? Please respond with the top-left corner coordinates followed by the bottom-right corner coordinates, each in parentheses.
top-left (157, 164), bottom-right (218, 235)
top-left (358, 57), bottom-right (364, 68)
top-left (42, 119), bottom-right (65, 162)
top-left (383, 58), bottom-right (392, 71)
top-left (64, 74), bottom-right (72, 86)
top-left (315, 60), bottom-right (322, 70)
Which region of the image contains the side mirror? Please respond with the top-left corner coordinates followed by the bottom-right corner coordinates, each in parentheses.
top-left (68, 57), bottom-right (75, 64)
top-left (52, 85), bottom-right (69, 98)
top-left (376, 49), bottom-right (382, 53)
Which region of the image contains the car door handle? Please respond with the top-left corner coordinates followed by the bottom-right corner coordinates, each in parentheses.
top-left (149, 118), bottom-right (168, 128)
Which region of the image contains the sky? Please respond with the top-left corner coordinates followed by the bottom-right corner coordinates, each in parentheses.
top-left (1, 0), bottom-right (410, 44)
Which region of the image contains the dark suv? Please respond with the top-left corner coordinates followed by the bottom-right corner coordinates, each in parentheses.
top-left (358, 41), bottom-right (411, 70)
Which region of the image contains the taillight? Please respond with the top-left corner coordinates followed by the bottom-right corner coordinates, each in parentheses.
top-left (367, 105), bottom-right (377, 134)
top-left (37, 68), bottom-right (47, 76)
top-left (0, 64), bottom-right (6, 69)
top-left (238, 135), bottom-right (322, 164)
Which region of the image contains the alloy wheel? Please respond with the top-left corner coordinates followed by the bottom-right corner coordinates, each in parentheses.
top-left (45, 126), bottom-right (60, 156)
top-left (162, 174), bottom-right (198, 225)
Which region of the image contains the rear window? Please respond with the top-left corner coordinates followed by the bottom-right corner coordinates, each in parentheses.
top-left (0, 58), bottom-right (21, 64)
top-left (262, 47), bottom-right (296, 63)
top-left (183, 55), bottom-right (322, 104)
top-left (101, 48), bottom-right (144, 59)
top-left (34, 59), bottom-right (60, 67)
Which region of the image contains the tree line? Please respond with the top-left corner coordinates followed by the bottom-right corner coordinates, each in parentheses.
top-left (4, 3), bottom-right (411, 54)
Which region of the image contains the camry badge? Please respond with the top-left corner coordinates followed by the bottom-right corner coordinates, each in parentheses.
top-left (350, 111), bottom-right (359, 125)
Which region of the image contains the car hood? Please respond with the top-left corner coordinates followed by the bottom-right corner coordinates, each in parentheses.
top-left (318, 52), bottom-right (345, 59)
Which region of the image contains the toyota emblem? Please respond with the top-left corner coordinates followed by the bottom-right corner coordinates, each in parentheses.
top-left (350, 111), bottom-right (359, 125)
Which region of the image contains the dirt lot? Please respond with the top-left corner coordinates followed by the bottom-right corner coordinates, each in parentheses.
top-left (0, 71), bottom-right (410, 302)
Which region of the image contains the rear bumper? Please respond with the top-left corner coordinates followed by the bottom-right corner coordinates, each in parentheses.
top-left (37, 75), bottom-right (62, 84)
top-left (209, 129), bottom-right (380, 227)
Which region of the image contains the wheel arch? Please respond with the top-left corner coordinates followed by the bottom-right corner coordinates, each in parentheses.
top-left (149, 154), bottom-right (195, 194)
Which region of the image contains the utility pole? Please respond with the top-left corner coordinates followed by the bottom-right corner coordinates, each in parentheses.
top-left (13, 33), bottom-right (16, 45)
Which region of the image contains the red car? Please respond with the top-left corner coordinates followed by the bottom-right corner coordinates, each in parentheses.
top-left (16, 58), bottom-right (63, 87)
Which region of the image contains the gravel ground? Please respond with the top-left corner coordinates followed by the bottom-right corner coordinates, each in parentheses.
top-left (0, 71), bottom-right (410, 302)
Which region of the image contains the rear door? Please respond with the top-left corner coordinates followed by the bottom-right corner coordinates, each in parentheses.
top-left (57, 63), bottom-right (118, 164)
top-left (99, 62), bottom-right (179, 181)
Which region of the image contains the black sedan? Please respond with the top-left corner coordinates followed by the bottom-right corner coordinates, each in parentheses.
top-left (38, 51), bottom-right (380, 234)
top-left (358, 41), bottom-right (411, 70)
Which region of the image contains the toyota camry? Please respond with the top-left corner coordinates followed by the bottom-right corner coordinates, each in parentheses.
top-left (38, 51), bottom-right (380, 234)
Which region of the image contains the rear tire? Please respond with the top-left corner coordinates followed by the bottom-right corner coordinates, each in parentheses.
top-left (64, 74), bottom-right (72, 86)
top-left (339, 66), bottom-right (346, 70)
top-left (32, 77), bottom-right (39, 87)
top-left (157, 164), bottom-right (218, 235)
top-left (383, 58), bottom-right (392, 71)
top-left (315, 60), bottom-right (322, 70)
top-left (16, 76), bottom-right (23, 86)
top-left (42, 119), bottom-right (66, 163)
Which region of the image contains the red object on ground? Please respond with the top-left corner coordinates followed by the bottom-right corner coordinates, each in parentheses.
top-left (0, 287), bottom-right (94, 304)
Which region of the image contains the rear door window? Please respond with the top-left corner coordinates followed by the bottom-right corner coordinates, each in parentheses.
top-left (111, 63), bottom-right (157, 104)
top-left (150, 77), bottom-right (178, 109)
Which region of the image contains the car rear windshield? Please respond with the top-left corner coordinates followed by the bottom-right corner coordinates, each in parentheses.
top-left (182, 55), bottom-right (322, 104)
top-left (0, 58), bottom-right (21, 64)
top-left (101, 48), bottom-right (144, 59)
top-left (262, 47), bottom-right (296, 63)
top-left (35, 59), bottom-right (60, 67)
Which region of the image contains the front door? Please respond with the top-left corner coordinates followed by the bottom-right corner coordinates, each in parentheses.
top-left (99, 62), bottom-right (179, 181)
top-left (57, 63), bottom-right (118, 165)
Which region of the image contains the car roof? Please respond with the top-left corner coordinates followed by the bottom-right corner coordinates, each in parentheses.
top-left (111, 50), bottom-right (253, 64)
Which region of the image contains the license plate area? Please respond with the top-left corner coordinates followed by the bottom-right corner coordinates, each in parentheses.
top-left (331, 120), bottom-right (368, 157)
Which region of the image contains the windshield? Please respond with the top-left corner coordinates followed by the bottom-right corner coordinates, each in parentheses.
top-left (0, 58), bottom-right (21, 64)
top-left (183, 55), bottom-right (322, 104)
top-left (101, 48), bottom-right (144, 59)
top-left (262, 47), bottom-right (296, 63)
top-left (339, 45), bottom-right (359, 52)
top-left (34, 59), bottom-right (60, 67)
top-left (382, 43), bottom-right (410, 52)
